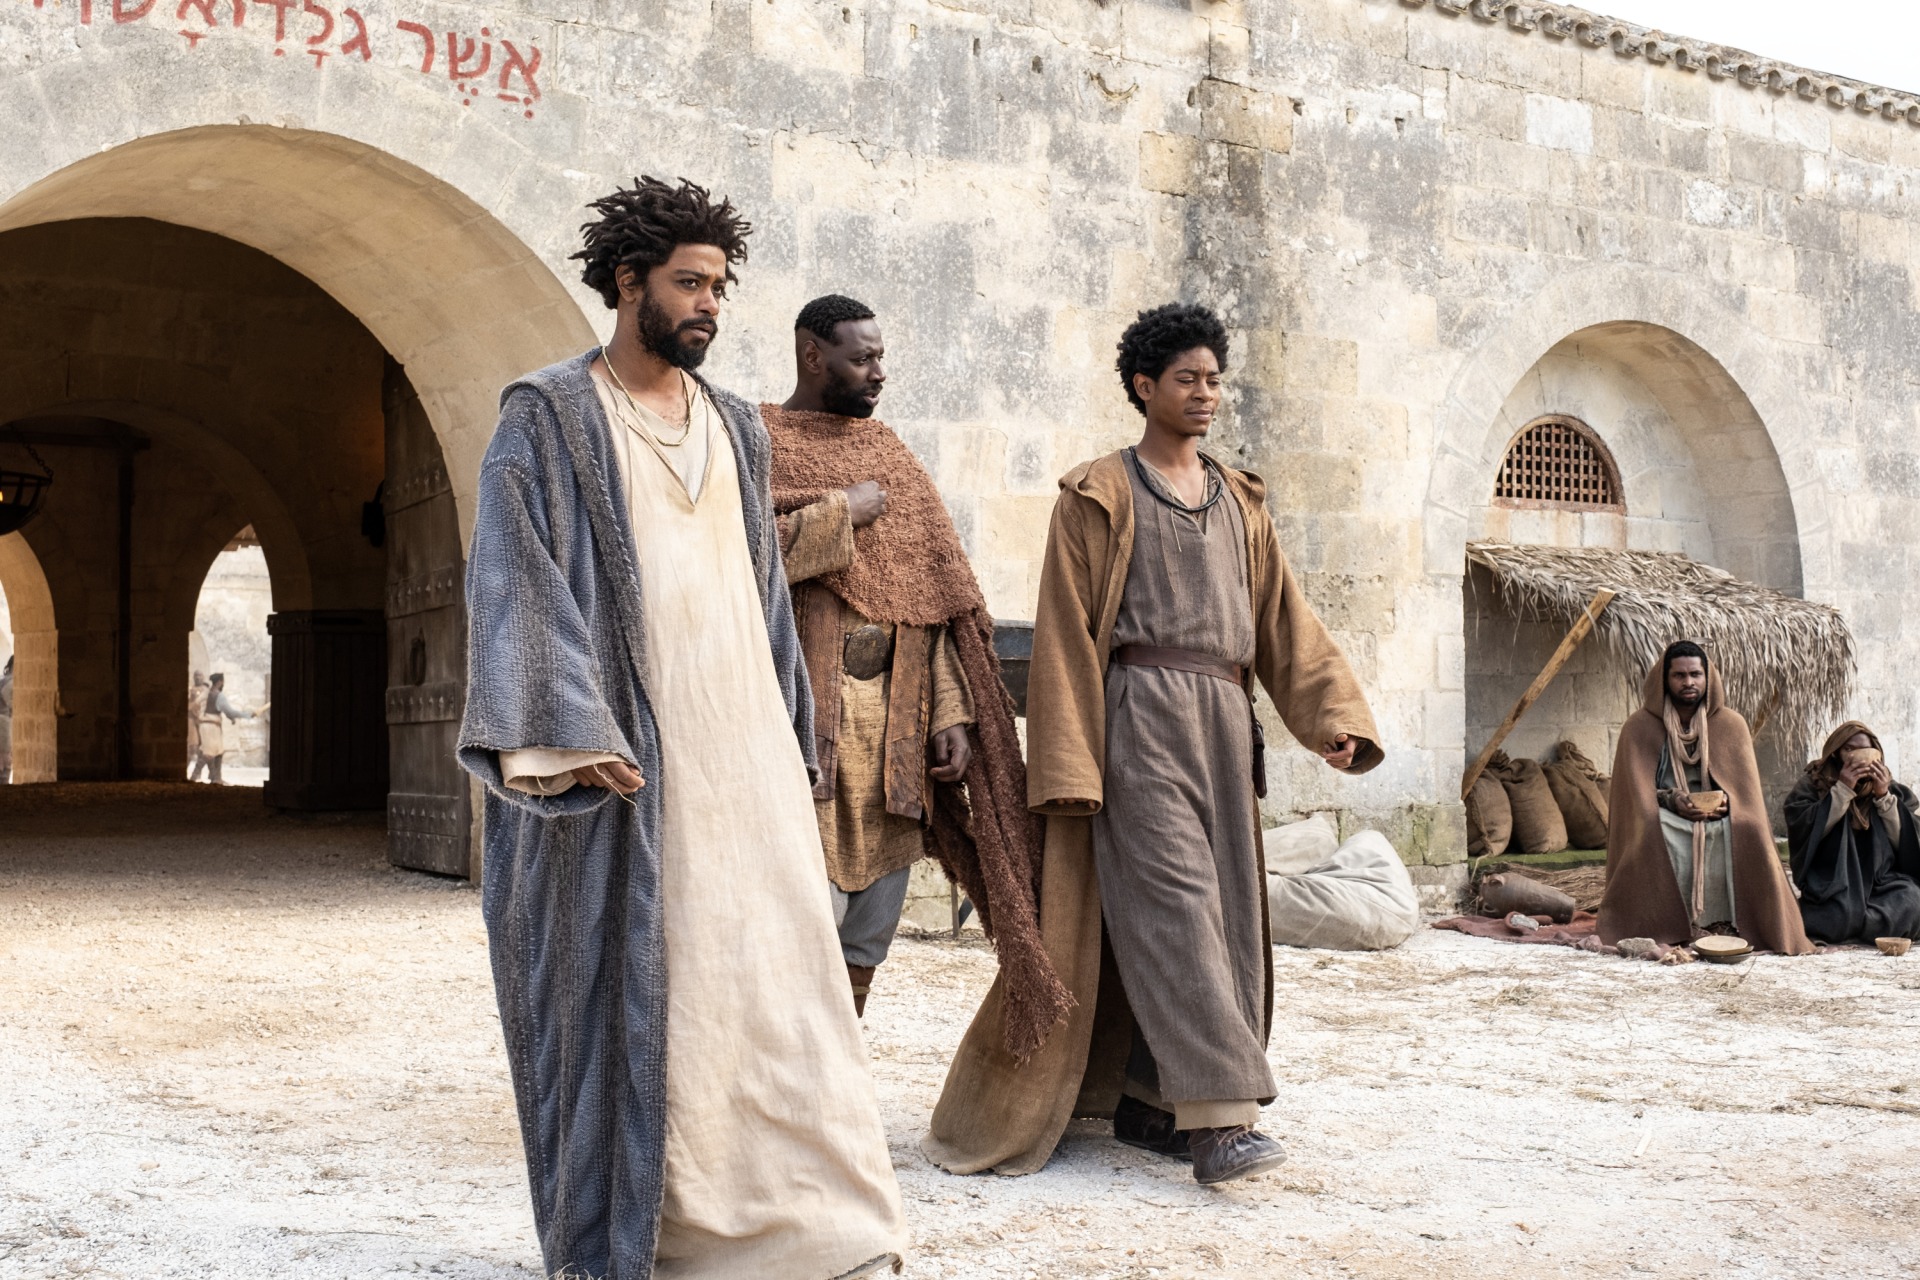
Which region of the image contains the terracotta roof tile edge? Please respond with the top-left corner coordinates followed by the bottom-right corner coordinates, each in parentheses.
top-left (1399, 0), bottom-right (1920, 128)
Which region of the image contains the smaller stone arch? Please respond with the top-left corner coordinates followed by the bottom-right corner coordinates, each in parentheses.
top-left (3, 398), bottom-right (316, 613)
top-left (188, 528), bottom-right (275, 786)
top-left (0, 532), bottom-right (57, 782)
top-left (1425, 263), bottom-right (1828, 595)
top-left (1458, 311), bottom-right (1806, 771)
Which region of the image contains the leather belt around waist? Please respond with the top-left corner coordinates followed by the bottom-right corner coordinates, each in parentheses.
top-left (843, 623), bottom-right (896, 681)
top-left (1110, 644), bottom-right (1246, 687)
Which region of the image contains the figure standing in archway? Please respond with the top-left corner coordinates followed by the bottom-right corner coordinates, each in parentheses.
top-left (190, 672), bottom-right (255, 785)
top-left (459, 178), bottom-right (905, 1279)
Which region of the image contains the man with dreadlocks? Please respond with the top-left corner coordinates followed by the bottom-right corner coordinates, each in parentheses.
top-left (458, 179), bottom-right (905, 1279)
top-left (1598, 640), bottom-right (1812, 955)
top-left (925, 303), bottom-right (1383, 1186)
top-left (763, 295), bottom-right (1056, 1023)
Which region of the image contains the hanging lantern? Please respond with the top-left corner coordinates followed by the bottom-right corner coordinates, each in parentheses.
top-left (0, 432), bottom-right (53, 536)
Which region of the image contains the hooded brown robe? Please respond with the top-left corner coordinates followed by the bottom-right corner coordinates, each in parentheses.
top-left (1784, 722), bottom-right (1920, 943)
top-left (1598, 663), bottom-right (1812, 955)
top-left (922, 450), bottom-right (1382, 1175)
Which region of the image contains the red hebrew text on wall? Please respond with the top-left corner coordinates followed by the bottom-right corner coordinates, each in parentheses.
top-left (28, 0), bottom-right (545, 119)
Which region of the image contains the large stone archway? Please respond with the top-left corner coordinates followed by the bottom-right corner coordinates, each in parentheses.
top-left (0, 125), bottom-right (597, 535)
top-left (0, 128), bottom-right (589, 872)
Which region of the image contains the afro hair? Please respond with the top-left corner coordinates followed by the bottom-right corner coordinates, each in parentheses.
top-left (573, 176), bottom-right (752, 309)
top-left (1114, 302), bottom-right (1230, 415)
top-left (794, 294), bottom-right (877, 343)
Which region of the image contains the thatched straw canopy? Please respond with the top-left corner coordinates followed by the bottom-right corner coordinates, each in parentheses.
top-left (1466, 541), bottom-right (1853, 756)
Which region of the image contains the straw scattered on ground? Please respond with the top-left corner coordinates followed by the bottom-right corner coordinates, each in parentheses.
top-left (3, 785), bottom-right (1917, 1280)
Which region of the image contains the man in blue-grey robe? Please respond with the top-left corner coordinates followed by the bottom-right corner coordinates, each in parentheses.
top-left (458, 177), bottom-right (905, 1280)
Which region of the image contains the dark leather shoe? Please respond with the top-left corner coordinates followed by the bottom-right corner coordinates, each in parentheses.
top-left (1113, 1094), bottom-right (1190, 1160)
top-left (1190, 1125), bottom-right (1287, 1185)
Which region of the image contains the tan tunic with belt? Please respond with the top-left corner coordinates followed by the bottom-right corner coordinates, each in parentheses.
top-left (781, 495), bottom-right (973, 892)
top-left (502, 372), bottom-right (907, 1279)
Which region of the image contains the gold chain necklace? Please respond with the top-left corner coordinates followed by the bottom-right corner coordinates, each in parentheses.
top-left (604, 354), bottom-right (694, 447)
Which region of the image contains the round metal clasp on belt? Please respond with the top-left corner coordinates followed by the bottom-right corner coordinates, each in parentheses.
top-left (843, 624), bottom-right (895, 681)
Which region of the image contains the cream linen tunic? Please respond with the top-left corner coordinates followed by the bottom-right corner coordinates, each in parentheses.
top-left (509, 372), bottom-right (907, 1279)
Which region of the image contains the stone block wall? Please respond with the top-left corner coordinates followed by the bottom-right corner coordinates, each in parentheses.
top-left (2, 0), bottom-right (1917, 873)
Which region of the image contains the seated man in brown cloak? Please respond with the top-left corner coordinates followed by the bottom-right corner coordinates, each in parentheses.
top-left (923, 302), bottom-right (1383, 1186)
top-left (1785, 722), bottom-right (1920, 944)
top-left (1598, 640), bottom-right (1812, 955)
top-left (767, 294), bottom-right (1057, 1020)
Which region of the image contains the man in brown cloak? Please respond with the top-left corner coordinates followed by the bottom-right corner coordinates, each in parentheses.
top-left (1598, 639), bottom-right (1812, 955)
top-left (923, 303), bottom-right (1383, 1186)
top-left (766, 294), bottom-right (1066, 1024)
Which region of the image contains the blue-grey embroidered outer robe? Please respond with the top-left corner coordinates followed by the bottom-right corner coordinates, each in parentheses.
top-left (457, 351), bottom-right (904, 1279)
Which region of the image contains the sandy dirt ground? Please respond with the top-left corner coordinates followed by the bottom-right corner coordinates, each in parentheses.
top-left (3, 784), bottom-right (1918, 1279)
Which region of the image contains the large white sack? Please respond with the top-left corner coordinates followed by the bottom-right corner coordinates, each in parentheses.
top-left (1266, 829), bottom-right (1420, 951)
top-left (1262, 812), bottom-right (1339, 877)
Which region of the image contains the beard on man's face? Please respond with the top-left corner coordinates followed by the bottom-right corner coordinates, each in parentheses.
top-left (820, 367), bottom-right (877, 419)
top-left (637, 289), bottom-right (717, 371)
top-left (1668, 673), bottom-right (1706, 707)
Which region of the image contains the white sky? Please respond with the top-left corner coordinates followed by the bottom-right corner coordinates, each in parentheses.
top-left (1601, 1), bottom-right (1920, 94)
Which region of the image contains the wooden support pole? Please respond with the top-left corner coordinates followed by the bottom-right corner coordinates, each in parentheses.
top-left (1460, 588), bottom-right (1615, 801)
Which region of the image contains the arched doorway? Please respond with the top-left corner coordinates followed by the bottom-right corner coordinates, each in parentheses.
top-left (189, 528), bottom-right (273, 787)
top-left (0, 532), bottom-right (54, 782)
top-left (1461, 320), bottom-right (1807, 783)
top-left (0, 126), bottom-right (594, 875)
top-left (0, 125), bottom-right (595, 521)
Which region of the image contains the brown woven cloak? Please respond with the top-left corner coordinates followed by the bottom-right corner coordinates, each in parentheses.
top-left (763, 405), bottom-right (1068, 1054)
top-left (1598, 663), bottom-right (1812, 955)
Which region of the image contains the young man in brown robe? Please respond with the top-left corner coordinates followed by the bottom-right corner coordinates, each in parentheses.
top-left (767, 294), bottom-right (1059, 1020)
top-left (924, 303), bottom-right (1383, 1186)
top-left (1598, 640), bottom-right (1812, 955)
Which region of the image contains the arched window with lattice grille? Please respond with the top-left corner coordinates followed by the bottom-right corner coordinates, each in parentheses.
top-left (1492, 416), bottom-right (1624, 512)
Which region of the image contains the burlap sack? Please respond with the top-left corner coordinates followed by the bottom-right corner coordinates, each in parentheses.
top-left (1489, 751), bottom-right (1568, 855)
top-left (1262, 812), bottom-right (1340, 877)
top-left (1267, 830), bottom-right (1420, 951)
top-left (1465, 772), bottom-right (1512, 859)
top-left (1543, 764), bottom-right (1608, 850)
top-left (1555, 740), bottom-right (1609, 789)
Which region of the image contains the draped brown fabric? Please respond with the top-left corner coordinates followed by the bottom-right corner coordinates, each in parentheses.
top-left (1598, 663), bottom-right (1813, 955)
top-left (763, 406), bottom-right (1068, 1055)
top-left (923, 450), bottom-right (1383, 1176)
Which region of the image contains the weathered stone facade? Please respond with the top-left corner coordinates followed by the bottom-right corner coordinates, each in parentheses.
top-left (2, 0), bottom-right (1915, 886)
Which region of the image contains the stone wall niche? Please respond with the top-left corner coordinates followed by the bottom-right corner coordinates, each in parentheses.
top-left (1463, 321), bottom-right (1802, 788)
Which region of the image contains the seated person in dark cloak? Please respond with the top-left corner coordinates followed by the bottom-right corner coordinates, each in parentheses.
top-left (1785, 722), bottom-right (1920, 944)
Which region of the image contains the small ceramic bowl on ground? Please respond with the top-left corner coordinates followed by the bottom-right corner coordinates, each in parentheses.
top-left (1875, 937), bottom-right (1912, 957)
top-left (1693, 935), bottom-right (1752, 963)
